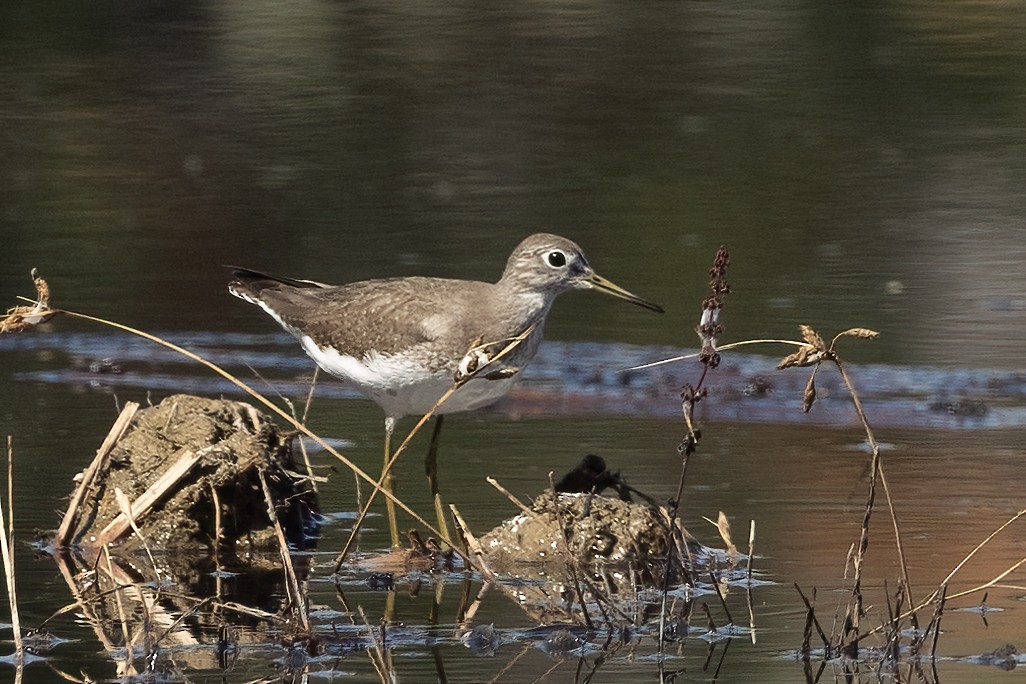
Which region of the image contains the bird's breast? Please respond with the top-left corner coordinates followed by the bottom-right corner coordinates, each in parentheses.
top-left (298, 335), bottom-right (520, 418)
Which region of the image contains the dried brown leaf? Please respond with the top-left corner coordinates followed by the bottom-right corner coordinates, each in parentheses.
top-left (777, 346), bottom-right (826, 369)
top-left (803, 374), bottom-right (817, 413)
top-left (1, 268), bottom-right (57, 334)
top-left (703, 511), bottom-right (738, 557)
top-left (799, 324), bottom-right (827, 351)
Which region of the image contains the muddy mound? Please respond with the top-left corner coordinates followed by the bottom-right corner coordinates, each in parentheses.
top-left (481, 490), bottom-right (700, 595)
top-left (61, 394), bottom-right (318, 560)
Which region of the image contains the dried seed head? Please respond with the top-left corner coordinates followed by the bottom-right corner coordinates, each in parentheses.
top-left (799, 324), bottom-right (827, 351)
top-left (835, 327), bottom-right (880, 340)
top-left (803, 375), bottom-right (817, 413)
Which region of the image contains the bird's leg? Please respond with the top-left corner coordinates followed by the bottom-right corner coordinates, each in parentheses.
top-left (383, 416), bottom-right (400, 548)
top-left (424, 415), bottom-right (452, 545)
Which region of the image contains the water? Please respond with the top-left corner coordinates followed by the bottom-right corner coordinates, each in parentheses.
top-left (3, 2), bottom-right (1026, 681)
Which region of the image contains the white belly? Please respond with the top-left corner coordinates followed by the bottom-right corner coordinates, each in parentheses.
top-left (300, 335), bottom-right (518, 418)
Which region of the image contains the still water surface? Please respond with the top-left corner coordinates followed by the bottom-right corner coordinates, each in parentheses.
top-left (2, 2), bottom-right (1026, 681)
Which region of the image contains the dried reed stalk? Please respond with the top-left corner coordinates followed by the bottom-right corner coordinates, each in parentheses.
top-left (93, 449), bottom-right (203, 547)
top-left (55, 402), bottom-right (139, 547)
top-left (1, 436), bottom-right (23, 660)
top-left (258, 471), bottom-right (310, 634)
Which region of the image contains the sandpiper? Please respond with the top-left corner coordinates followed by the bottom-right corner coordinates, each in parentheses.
top-left (229, 233), bottom-right (663, 546)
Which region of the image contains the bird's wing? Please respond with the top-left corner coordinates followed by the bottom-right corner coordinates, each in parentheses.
top-left (231, 272), bottom-right (491, 361)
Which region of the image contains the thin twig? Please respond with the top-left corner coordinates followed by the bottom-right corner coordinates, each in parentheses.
top-left (835, 357), bottom-right (915, 629)
top-left (794, 583), bottom-right (830, 648)
top-left (258, 471), bottom-right (309, 634)
top-left (299, 366), bottom-right (320, 493)
top-left (55, 402), bottom-right (139, 546)
top-left (449, 504), bottom-right (496, 581)
top-left (1, 435), bottom-right (23, 660)
top-left (709, 571), bottom-right (734, 625)
top-left (627, 338), bottom-right (811, 371)
top-left (930, 586), bottom-right (946, 659)
top-left (486, 477), bottom-right (534, 516)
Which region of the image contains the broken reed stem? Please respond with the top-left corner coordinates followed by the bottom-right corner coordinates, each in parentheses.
top-left (258, 471), bottom-right (310, 634)
top-left (835, 358), bottom-right (915, 628)
top-left (486, 477), bottom-right (534, 516)
top-left (709, 571), bottom-right (734, 625)
top-left (112, 486), bottom-right (161, 587)
top-left (794, 583), bottom-right (830, 649)
top-left (449, 504), bottom-right (495, 581)
top-left (1, 435), bottom-right (23, 660)
top-left (95, 448), bottom-right (203, 547)
top-left (747, 520), bottom-right (755, 583)
top-left (55, 401), bottom-right (139, 547)
top-left (299, 367), bottom-right (320, 494)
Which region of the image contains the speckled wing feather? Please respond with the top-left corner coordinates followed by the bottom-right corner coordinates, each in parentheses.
top-left (229, 268), bottom-right (495, 364)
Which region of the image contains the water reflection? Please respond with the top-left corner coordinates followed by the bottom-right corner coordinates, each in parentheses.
top-left (2, 1), bottom-right (1026, 681)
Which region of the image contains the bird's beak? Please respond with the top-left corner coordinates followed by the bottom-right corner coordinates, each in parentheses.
top-left (586, 273), bottom-right (664, 313)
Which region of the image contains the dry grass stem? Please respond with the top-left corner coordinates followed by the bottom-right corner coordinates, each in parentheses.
top-left (95, 450), bottom-right (203, 547)
top-left (56, 402), bottom-right (139, 547)
top-left (485, 477), bottom-right (534, 516)
top-left (258, 471), bottom-right (310, 634)
top-left (112, 487), bottom-right (160, 584)
top-left (746, 519), bottom-right (755, 582)
top-left (298, 366), bottom-right (320, 493)
top-left (627, 338), bottom-right (812, 372)
top-left (449, 504), bottom-right (495, 581)
top-left (1, 435), bottom-right (23, 660)
top-left (855, 503), bottom-right (1026, 644)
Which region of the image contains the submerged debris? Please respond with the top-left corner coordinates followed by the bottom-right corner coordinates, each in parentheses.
top-left (970, 643), bottom-right (1020, 670)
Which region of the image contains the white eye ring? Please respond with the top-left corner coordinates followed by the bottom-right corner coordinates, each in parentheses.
top-left (545, 250), bottom-right (568, 269)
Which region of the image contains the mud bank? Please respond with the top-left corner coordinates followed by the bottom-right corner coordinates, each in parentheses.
top-left (58, 394), bottom-right (318, 560)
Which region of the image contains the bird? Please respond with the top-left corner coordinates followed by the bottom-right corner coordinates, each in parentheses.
top-left (228, 233), bottom-right (663, 547)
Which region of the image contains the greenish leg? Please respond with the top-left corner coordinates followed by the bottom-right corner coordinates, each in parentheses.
top-left (383, 417), bottom-right (400, 548)
top-left (424, 415), bottom-right (452, 545)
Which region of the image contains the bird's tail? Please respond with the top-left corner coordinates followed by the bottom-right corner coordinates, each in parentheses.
top-left (227, 266), bottom-right (330, 303)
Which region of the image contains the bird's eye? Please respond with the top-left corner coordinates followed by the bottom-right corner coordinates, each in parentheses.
top-left (546, 251), bottom-right (567, 268)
